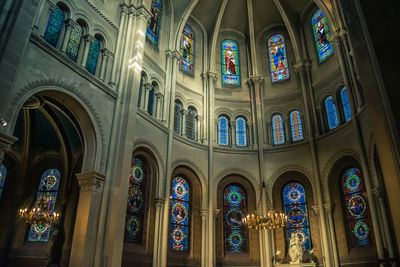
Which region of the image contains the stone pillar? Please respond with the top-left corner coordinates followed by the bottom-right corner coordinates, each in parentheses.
top-left (99, 48), bottom-right (111, 82)
top-left (152, 198), bottom-right (165, 267)
top-left (60, 19), bottom-right (75, 53)
top-left (69, 171), bottom-right (105, 267)
top-left (154, 93), bottom-right (162, 120)
top-left (181, 110), bottom-right (188, 136)
top-left (0, 133), bottom-right (17, 166)
top-left (143, 84), bottom-right (152, 113)
top-left (80, 34), bottom-right (95, 68)
top-left (324, 203), bottom-right (339, 267)
top-left (212, 209), bottom-right (220, 267)
top-left (230, 123), bottom-right (236, 147)
top-left (201, 209), bottom-right (208, 267)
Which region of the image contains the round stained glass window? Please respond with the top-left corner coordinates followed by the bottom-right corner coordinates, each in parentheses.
top-left (228, 231), bottom-right (244, 248)
top-left (172, 203), bottom-right (187, 222)
top-left (127, 188), bottom-right (143, 212)
top-left (287, 188), bottom-right (302, 203)
top-left (226, 209), bottom-right (243, 227)
top-left (131, 165), bottom-right (144, 183)
top-left (127, 216), bottom-right (140, 237)
top-left (353, 221), bottom-right (369, 240)
top-left (227, 191), bottom-right (242, 205)
top-left (347, 195), bottom-right (366, 217)
top-left (345, 174), bottom-right (360, 192)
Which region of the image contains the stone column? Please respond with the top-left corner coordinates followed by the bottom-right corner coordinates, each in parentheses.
top-left (201, 209), bottom-right (208, 267)
top-left (324, 203), bottom-right (339, 267)
top-left (181, 110), bottom-right (188, 136)
top-left (0, 133), bottom-right (17, 166)
top-left (99, 48), bottom-right (111, 82)
top-left (154, 93), bottom-right (162, 120)
top-left (60, 19), bottom-right (76, 53)
top-left (69, 171), bottom-right (105, 267)
top-left (230, 123), bottom-right (236, 147)
top-left (152, 198), bottom-right (165, 267)
top-left (80, 34), bottom-right (95, 68)
top-left (143, 84), bottom-right (152, 112)
top-left (212, 209), bottom-right (220, 267)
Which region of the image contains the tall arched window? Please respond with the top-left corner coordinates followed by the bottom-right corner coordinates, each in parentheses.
top-left (283, 182), bottom-right (312, 250)
top-left (180, 25), bottom-right (194, 75)
top-left (290, 111), bottom-right (304, 142)
top-left (218, 116), bottom-right (229, 146)
top-left (272, 114), bottom-right (285, 145)
top-left (86, 39), bottom-right (100, 75)
top-left (137, 75), bottom-right (144, 108)
top-left (170, 176), bottom-right (190, 251)
top-left (324, 96), bottom-right (339, 130)
top-left (0, 164), bottom-right (7, 199)
top-left (340, 87), bottom-right (352, 122)
top-left (342, 167), bottom-right (372, 247)
top-left (174, 101), bottom-right (181, 134)
top-left (28, 168), bottom-right (61, 242)
top-left (66, 24), bottom-right (82, 61)
top-left (186, 107), bottom-right (196, 140)
top-left (124, 157), bottom-right (149, 243)
top-left (235, 117), bottom-right (247, 147)
top-left (268, 34), bottom-right (289, 82)
top-left (222, 40), bottom-right (240, 85)
top-left (147, 87), bottom-right (155, 115)
top-left (44, 8), bottom-right (65, 47)
top-left (311, 9), bottom-right (333, 62)
top-left (147, 0), bottom-right (162, 45)
top-left (223, 184), bottom-right (248, 253)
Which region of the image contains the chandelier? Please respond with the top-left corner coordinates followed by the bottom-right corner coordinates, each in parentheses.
top-left (242, 182), bottom-right (287, 230)
top-left (19, 195), bottom-right (60, 227)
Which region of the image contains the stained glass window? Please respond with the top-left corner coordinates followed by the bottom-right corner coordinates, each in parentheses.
top-left (272, 114), bottom-right (285, 145)
top-left (147, 87), bottom-right (154, 116)
top-left (342, 167), bottom-right (372, 247)
top-left (325, 96), bottom-right (339, 130)
top-left (124, 157), bottom-right (149, 243)
top-left (138, 75), bottom-right (144, 108)
top-left (222, 40), bottom-right (240, 85)
top-left (66, 24), bottom-right (82, 61)
top-left (340, 87), bottom-right (352, 122)
top-left (218, 116), bottom-right (229, 146)
top-left (0, 164), bottom-right (7, 199)
top-left (44, 8), bottom-right (65, 47)
top-left (235, 117), bottom-right (247, 147)
top-left (86, 39), bottom-right (100, 75)
top-left (224, 184), bottom-right (248, 253)
top-left (28, 168), bottom-right (61, 242)
top-left (170, 177), bottom-right (190, 251)
top-left (311, 9), bottom-right (333, 62)
top-left (268, 34), bottom-right (289, 82)
top-left (174, 101), bottom-right (181, 134)
top-left (147, 0), bottom-right (162, 45)
top-left (186, 107), bottom-right (195, 140)
top-left (290, 111), bottom-right (304, 142)
top-left (283, 183), bottom-right (312, 251)
top-left (180, 25), bottom-right (194, 75)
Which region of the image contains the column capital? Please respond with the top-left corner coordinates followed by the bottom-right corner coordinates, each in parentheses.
top-left (166, 50), bottom-right (181, 60)
top-left (293, 61), bottom-right (311, 73)
top-left (213, 209), bottom-right (220, 219)
top-left (207, 71), bottom-right (218, 82)
top-left (76, 171), bottom-right (105, 193)
top-left (247, 76), bottom-right (264, 85)
top-left (135, 6), bottom-right (152, 21)
top-left (83, 34), bottom-right (95, 44)
top-left (201, 208), bottom-right (209, 217)
top-left (101, 48), bottom-right (113, 58)
top-left (64, 18), bottom-right (78, 28)
top-left (153, 197), bottom-right (165, 207)
top-left (311, 205), bottom-right (319, 216)
top-left (120, 4), bottom-right (129, 15)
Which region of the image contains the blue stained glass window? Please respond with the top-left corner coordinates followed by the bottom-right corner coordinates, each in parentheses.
top-left (66, 24), bottom-right (82, 61)
top-left (170, 177), bottom-right (190, 251)
top-left (272, 114), bottom-right (285, 145)
top-left (218, 116), bottom-right (229, 146)
top-left (147, 0), bottom-right (162, 45)
top-left (222, 40), bottom-right (240, 85)
top-left (340, 87), bottom-right (352, 122)
top-left (311, 9), bottom-right (334, 62)
top-left (224, 184), bottom-right (248, 253)
top-left (180, 25), bottom-right (194, 75)
top-left (283, 183), bottom-right (312, 251)
top-left (28, 169), bottom-right (61, 242)
top-left (325, 96), bottom-right (339, 130)
top-left (174, 101), bottom-right (181, 134)
top-left (186, 107), bottom-right (195, 140)
top-left (137, 75), bottom-right (143, 108)
top-left (342, 168), bottom-right (372, 247)
top-left (235, 117), bottom-right (247, 147)
top-left (0, 164), bottom-right (7, 199)
top-left (44, 8), bottom-right (65, 47)
top-left (86, 39), bottom-right (100, 75)
top-left (290, 111), bottom-right (304, 142)
top-left (268, 34), bottom-right (289, 82)
top-left (124, 157), bottom-right (149, 243)
top-left (147, 88), bottom-right (154, 115)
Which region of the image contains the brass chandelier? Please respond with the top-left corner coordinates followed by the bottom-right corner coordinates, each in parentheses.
top-left (19, 195), bottom-right (60, 227)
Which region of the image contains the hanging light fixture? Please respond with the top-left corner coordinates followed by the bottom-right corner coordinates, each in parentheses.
top-left (19, 194), bottom-right (60, 227)
top-left (242, 182), bottom-right (287, 230)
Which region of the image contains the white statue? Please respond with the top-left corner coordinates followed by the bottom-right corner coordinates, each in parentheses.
top-left (289, 233), bottom-right (303, 264)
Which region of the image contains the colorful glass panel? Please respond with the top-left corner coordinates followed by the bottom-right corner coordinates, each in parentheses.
top-left (147, 0), bottom-right (162, 45)
top-left (66, 24), bottom-right (82, 61)
top-left (283, 183), bottom-right (312, 250)
top-left (180, 25), bottom-right (194, 75)
top-left (218, 116), bottom-right (229, 146)
top-left (28, 169), bottom-right (61, 242)
top-left (235, 117), bottom-right (247, 147)
top-left (124, 157), bottom-right (148, 243)
top-left (137, 76), bottom-right (143, 108)
top-left (325, 96), bottom-right (339, 130)
top-left (186, 108), bottom-right (195, 140)
top-left (170, 177), bottom-right (190, 251)
top-left (342, 168), bottom-right (372, 247)
top-left (290, 111), bottom-right (304, 142)
top-left (174, 101), bottom-right (181, 134)
top-left (272, 114), bottom-right (285, 145)
top-left (86, 39), bottom-right (100, 75)
top-left (0, 164), bottom-right (7, 199)
top-left (311, 9), bottom-right (334, 62)
top-left (222, 40), bottom-right (240, 85)
top-left (341, 87), bottom-right (352, 122)
top-left (44, 8), bottom-right (64, 47)
top-left (268, 34), bottom-right (289, 82)
top-left (147, 88), bottom-right (154, 115)
top-left (224, 185), bottom-right (248, 253)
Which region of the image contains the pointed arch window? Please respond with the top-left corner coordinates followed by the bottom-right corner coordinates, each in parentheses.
top-left (174, 101), bottom-right (181, 134)
top-left (311, 9), bottom-right (334, 62)
top-left (66, 24), bottom-right (82, 61)
top-left (218, 116), bottom-right (229, 146)
top-left (272, 114), bottom-right (285, 145)
top-left (290, 111), bottom-right (304, 142)
top-left (170, 176), bottom-right (190, 251)
top-left (235, 117), bottom-right (247, 147)
top-left (0, 164), bottom-right (7, 199)
top-left (147, 87), bottom-right (155, 115)
top-left (342, 167), bottom-right (372, 247)
top-left (28, 168), bottom-right (61, 242)
top-left (224, 184), bottom-right (248, 253)
top-left (86, 39), bottom-right (100, 75)
top-left (325, 96), bottom-right (339, 130)
top-left (340, 87), bottom-right (352, 122)
top-left (186, 107), bottom-right (196, 140)
top-left (147, 0), bottom-right (162, 45)
top-left (180, 25), bottom-right (194, 75)
top-left (283, 182), bottom-right (312, 250)
top-left (268, 34), bottom-right (289, 82)
top-left (124, 157), bottom-right (149, 243)
top-left (222, 40), bottom-right (240, 85)
top-left (44, 8), bottom-right (65, 47)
